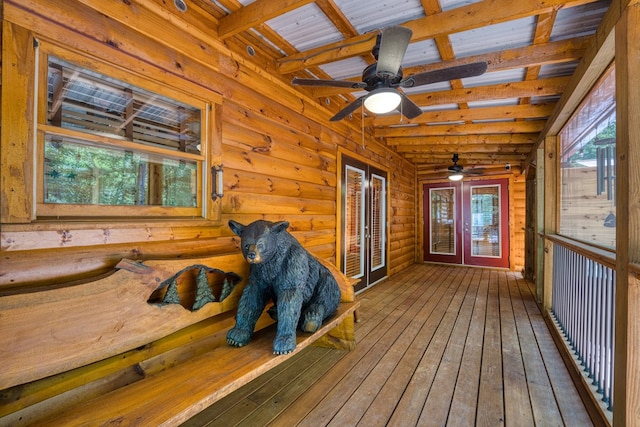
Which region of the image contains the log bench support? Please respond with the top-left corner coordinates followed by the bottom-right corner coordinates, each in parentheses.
top-left (0, 255), bottom-right (358, 426)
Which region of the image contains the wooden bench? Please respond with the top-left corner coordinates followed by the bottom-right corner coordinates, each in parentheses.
top-left (0, 254), bottom-right (359, 426)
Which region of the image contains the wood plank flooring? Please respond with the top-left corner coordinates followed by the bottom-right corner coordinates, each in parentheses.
top-left (182, 264), bottom-right (593, 427)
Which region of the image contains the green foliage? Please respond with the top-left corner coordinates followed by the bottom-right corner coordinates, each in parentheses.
top-left (569, 122), bottom-right (616, 163)
top-left (44, 138), bottom-right (197, 207)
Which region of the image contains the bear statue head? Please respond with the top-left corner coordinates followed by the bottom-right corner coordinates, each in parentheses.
top-left (229, 220), bottom-right (290, 264)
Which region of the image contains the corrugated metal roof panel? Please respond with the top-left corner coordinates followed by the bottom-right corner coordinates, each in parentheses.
top-left (539, 61), bottom-right (581, 79)
top-left (468, 99), bottom-right (520, 108)
top-left (332, 0), bottom-right (425, 34)
top-left (319, 57), bottom-right (369, 80)
top-left (440, 0), bottom-right (484, 12)
top-left (463, 68), bottom-right (527, 87)
top-left (403, 80), bottom-right (452, 93)
top-left (266, 3), bottom-right (344, 51)
top-left (551, 0), bottom-right (611, 41)
top-left (450, 16), bottom-right (536, 57)
top-left (403, 39), bottom-right (441, 68)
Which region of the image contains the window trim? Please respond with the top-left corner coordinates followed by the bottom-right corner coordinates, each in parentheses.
top-left (33, 41), bottom-right (218, 220)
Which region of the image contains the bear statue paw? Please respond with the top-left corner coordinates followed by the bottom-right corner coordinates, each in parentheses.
top-left (301, 305), bottom-right (324, 333)
top-left (227, 327), bottom-right (252, 347)
top-left (301, 318), bottom-right (321, 333)
top-left (273, 334), bottom-right (296, 355)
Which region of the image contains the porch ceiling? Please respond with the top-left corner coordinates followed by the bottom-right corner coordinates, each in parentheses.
top-left (200, 0), bottom-right (611, 178)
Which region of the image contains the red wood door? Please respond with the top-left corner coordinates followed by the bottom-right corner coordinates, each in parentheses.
top-left (341, 155), bottom-right (388, 292)
top-left (423, 178), bottom-right (509, 268)
top-left (462, 179), bottom-right (510, 268)
top-left (423, 181), bottom-right (463, 265)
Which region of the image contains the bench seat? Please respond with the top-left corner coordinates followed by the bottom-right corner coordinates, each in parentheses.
top-left (37, 301), bottom-right (358, 426)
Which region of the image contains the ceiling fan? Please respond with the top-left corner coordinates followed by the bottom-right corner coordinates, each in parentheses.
top-left (291, 26), bottom-right (488, 121)
top-left (447, 153), bottom-right (485, 181)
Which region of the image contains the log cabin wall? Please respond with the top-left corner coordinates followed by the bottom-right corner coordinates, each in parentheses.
top-left (0, 0), bottom-right (416, 291)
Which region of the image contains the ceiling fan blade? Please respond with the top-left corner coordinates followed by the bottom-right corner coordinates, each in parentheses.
top-left (330, 97), bottom-right (365, 121)
top-left (399, 61), bottom-right (488, 88)
top-left (292, 77), bottom-right (365, 89)
top-left (464, 168), bottom-right (486, 175)
top-left (398, 92), bottom-right (423, 119)
top-left (375, 26), bottom-right (412, 78)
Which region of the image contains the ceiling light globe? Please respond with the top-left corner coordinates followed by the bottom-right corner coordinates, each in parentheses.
top-left (363, 88), bottom-right (402, 114)
top-left (448, 173), bottom-right (464, 181)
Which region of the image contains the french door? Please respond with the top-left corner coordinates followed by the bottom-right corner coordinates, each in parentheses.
top-left (341, 155), bottom-right (388, 292)
top-left (423, 178), bottom-right (509, 268)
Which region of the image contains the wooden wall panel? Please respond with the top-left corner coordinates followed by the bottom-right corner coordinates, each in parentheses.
top-left (0, 0), bottom-right (416, 291)
top-left (0, 21), bottom-right (34, 223)
top-left (511, 174), bottom-right (526, 271)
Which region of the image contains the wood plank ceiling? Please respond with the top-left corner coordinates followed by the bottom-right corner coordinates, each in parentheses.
top-left (197, 0), bottom-right (611, 178)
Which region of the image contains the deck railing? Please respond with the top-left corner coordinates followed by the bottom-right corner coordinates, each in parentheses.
top-left (550, 238), bottom-right (615, 412)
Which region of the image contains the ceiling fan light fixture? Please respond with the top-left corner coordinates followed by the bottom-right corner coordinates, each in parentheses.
top-left (449, 173), bottom-right (464, 181)
top-left (363, 88), bottom-right (401, 114)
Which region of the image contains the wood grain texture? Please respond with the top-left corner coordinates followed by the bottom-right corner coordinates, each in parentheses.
top-left (0, 254), bottom-right (248, 390)
top-left (185, 264), bottom-right (593, 427)
top-left (0, 21), bottom-right (34, 223)
top-left (35, 302), bottom-right (358, 427)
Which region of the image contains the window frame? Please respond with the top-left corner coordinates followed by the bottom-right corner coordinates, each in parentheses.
top-left (33, 41), bottom-right (216, 220)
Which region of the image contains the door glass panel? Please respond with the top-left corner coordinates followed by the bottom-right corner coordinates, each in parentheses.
top-left (345, 166), bottom-right (365, 278)
top-left (430, 188), bottom-right (455, 254)
top-left (371, 174), bottom-right (386, 271)
top-left (471, 185), bottom-right (501, 257)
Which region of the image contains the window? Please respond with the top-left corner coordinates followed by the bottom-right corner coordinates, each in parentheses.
top-left (559, 65), bottom-right (616, 249)
top-left (36, 48), bottom-right (211, 218)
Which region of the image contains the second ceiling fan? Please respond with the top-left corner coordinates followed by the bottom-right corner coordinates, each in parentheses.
top-left (292, 26), bottom-right (488, 121)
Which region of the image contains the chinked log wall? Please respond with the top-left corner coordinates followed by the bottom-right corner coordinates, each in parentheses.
top-left (0, 0), bottom-right (413, 418)
top-left (0, 0), bottom-right (416, 291)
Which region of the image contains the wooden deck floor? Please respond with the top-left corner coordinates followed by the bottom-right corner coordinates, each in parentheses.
top-left (182, 264), bottom-right (593, 427)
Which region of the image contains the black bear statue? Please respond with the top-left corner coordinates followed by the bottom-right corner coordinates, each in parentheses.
top-left (227, 220), bottom-right (341, 355)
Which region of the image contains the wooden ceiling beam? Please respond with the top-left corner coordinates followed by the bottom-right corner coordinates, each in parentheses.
top-left (409, 76), bottom-right (569, 106)
top-left (302, 36), bottom-right (588, 98)
top-left (315, 0), bottom-right (359, 39)
top-left (406, 152), bottom-right (528, 162)
top-left (276, 0), bottom-right (599, 73)
top-left (218, 0), bottom-right (314, 39)
top-left (405, 35), bottom-right (589, 80)
top-left (420, 0), bottom-right (471, 115)
top-left (519, 10), bottom-right (558, 106)
top-left (394, 144), bottom-right (533, 154)
top-left (372, 103), bottom-right (555, 127)
top-left (386, 134), bottom-right (539, 146)
top-left (375, 121), bottom-right (545, 138)
top-left (417, 162), bottom-right (517, 170)
top-left (417, 164), bottom-right (522, 175)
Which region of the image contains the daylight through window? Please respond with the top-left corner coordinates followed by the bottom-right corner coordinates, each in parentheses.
top-left (37, 54), bottom-right (207, 218)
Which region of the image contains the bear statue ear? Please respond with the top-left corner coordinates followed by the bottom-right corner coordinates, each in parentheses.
top-left (228, 220), bottom-right (246, 236)
top-left (271, 221), bottom-right (290, 233)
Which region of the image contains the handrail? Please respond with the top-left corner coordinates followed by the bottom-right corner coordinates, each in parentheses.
top-left (544, 234), bottom-right (640, 276)
top-left (544, 234), bottom-right (616, 269)
top-left (550, 241), bottom-right (616, 413)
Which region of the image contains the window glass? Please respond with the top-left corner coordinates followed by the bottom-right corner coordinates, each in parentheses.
top-left (559, 65), bottom-right (616, 249)
top-left (47, 57), bottom-right (202, 153)
top-left (44, 135), bottom-right (197, 207)
top-left (38, 54), bottom-right (207, 218)
top-left (430, 188), bottom-right (455, 255)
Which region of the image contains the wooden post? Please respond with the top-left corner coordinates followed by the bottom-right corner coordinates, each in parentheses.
top-left (543, 136), bottom-right (557, 312)
top-left (536, 147), bottom-right (545, 303)
top-left (0, 21), bottom-right (35, 223)
top-left (614, 2), bottom-right (640, 425)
